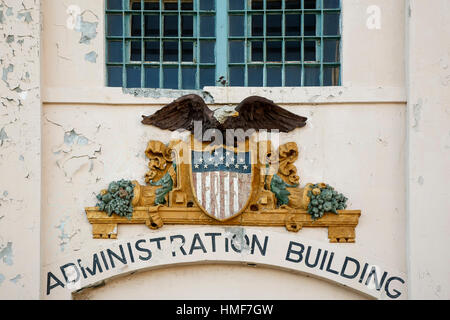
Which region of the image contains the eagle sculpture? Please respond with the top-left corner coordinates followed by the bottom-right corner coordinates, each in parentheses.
top-left (141, 94), bottom-right (307, 142)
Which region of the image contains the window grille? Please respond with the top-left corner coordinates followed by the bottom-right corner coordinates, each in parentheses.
top-left (105, 0), bottom-right (341, 89)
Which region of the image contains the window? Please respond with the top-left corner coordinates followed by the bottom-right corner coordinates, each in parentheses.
top-left (106, 0), bottom-right (341, 89)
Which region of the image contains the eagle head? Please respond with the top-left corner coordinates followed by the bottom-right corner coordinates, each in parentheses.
top-left (213, 105), bottom-right (239, 124)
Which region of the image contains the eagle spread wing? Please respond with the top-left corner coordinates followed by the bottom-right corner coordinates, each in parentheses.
top-left (141, 94), bottom-right (220, 134)
top-left (222, 96), bottom-right (307, 132)
top-left (142, 94), bottom-right (307, 137)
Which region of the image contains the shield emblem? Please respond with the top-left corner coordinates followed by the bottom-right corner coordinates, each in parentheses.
top-left (190, 146), bottom-right (253, 221)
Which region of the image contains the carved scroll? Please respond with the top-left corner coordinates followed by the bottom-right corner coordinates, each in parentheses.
top-left (143, 140), bottom-right (177, 205)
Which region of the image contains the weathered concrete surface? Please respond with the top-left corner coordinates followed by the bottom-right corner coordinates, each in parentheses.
top-left (406, 0), bottom-right (450, 299)
top-left (42, 0), bottom-right (101, 89)
top-left (0, 0), bottom-right (41, 299)
top-left (37, 0), bottom-right (409, 300)
top-left (41, 103), bottom-right (406, 299)
top-left (0, 0), bottom-right (447, 300)
top-left (342, 0), bottom-right (405, 87)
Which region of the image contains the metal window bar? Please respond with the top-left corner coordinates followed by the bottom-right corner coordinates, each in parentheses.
top-left (195, 0), bottom-right (199, 88)
top-left (216, 1), bottom-right (227, 86)
top-left (301, 0), bottom-right (304, 86)
top-left (263, 0), bottom-right (267, 86)
top-left (159, 0), bottom-right (163, 88)
top-left (281, 0), bottom-right (285, 86)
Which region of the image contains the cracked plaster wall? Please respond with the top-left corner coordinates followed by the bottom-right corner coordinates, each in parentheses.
top-left (2, 0), bottom-right (448, 300)
top-left (38, 0), bottom-right (410, 300)
top-left (0, 0), bottom-right (41, 299)
top-left (41, 103), bottom-right (407, 300)
top-left (406, 0), bottom-right (450, 299)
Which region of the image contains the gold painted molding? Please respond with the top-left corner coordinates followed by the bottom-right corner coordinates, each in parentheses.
top-left (86, 138), bottom-right (361, 243)
top-left (85, 207), bottom-right (360, 243)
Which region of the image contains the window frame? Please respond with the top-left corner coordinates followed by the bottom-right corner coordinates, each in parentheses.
top-left (105, 0), bottom-right (341, 89)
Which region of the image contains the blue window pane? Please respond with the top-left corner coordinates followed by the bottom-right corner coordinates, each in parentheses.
top-left (182, 41), bottom-right (194, 62)
top-left (163, 41), bottom-right (178, 61)
top-left (252, 15), bottom-right (263, 36)
top-left (130, 41), bottom-right (141, 61)
top-left (107, 14), bottom-right (123, 36)
top-left (163, 67), bottom-right (178, 89)
top-left (200, 68), bottom-right (215, 87)
top-left (145, 67), bottom-right (160, 88)
top-left (229, 41), bottom-right (244, 63)
top-left (145, 15), bottom-right (159, 36)
top-left (229, 66), bottom-right (244, 86)
top-left (285, 40), bottom-right (301, 61)
top-left (304, 41), bottom-right (316, 61)
top-left (131, 15), bottom-right (141, 36)
top-left (130, 0), bottom-right (141, 10)
top-left (304, 66), bottom-right (320, 86)
top-left (229, 15), bottom-right (244, 37)
top-left (251, 41), bottom-right (263, 61)
top-left (108, 41), bottom-right (123, 62)
top-left (267, 0), bottom-right (281, 9)
top-left (200, 0), bottom-right (215, 11)
top-left (248, 66), bottom-right (263, 86)
top-left (145, 41), bottom-right (159, 61)
top-left (107, 0), bottom-right (122, 10)
top-left (165, 2), bottom-right (178, 10)
top-left (251, 0), bottom-right (263, 10)
top-left (267, 41), bottom-right (282, 62)
top-left (304, 0), bottom-right (317, 9)
top-left (267, 67), bottom-right (281, 86)
top-left (108, 66), bottom-right (123, 87)
top-left (144, 1), bottom-right (159, 10)
top-left (324, 67), bottom-right (340, 86)
top-left (286, 0), bottom-right (301, 9)
top-left (200, 41), bottom-right (215, 63)
top-left (323, 13), bottom-right (340, 35)
top-left (182, 67), bottom-right (196, 89)
top-left (267, 14), bottom-right (282, 36)
top-left (126, 66), bottom-right (141, 88)
top-left (304, 14), bottom-right (316, 36)
top-left (181, 1), bottom-right (193, 10)
top-left (164, 15), bottom-right (178, 36)
top-left (182, 15), bottom-right (193, 37)
top-left (200, 16), bottom-right (215, 37)
top-left (229, 0), bottom-right (245, 10)
top-left (324, 0), bottom-right (340, 9)
top-left (285, 14), bottom-right (301, 36)
top-left (324, 40), bottom-right (339, 62)
top-left (285, 65), bottom-right (301, 86)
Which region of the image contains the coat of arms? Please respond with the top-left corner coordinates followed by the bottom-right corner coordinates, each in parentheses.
top-left (86, 95), bottom-right (361, 243)
top-left (190, 145), bottom-right (254, 221)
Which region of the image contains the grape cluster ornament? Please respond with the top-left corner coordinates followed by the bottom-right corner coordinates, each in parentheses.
top-left (96, 180), bottom-right (135, 219)
top-left (307, 183), bottom-right (348, 220)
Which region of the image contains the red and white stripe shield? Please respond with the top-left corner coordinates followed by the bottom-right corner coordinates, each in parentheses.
top-left (191, 148), bottom-right (252, 221)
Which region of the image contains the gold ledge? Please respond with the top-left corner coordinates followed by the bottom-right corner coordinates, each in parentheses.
top-left (85, 207), bottom-right (361, 243)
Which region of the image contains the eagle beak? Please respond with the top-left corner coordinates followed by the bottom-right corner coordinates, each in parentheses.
top-left (232, 111), bottom-right (239, 117)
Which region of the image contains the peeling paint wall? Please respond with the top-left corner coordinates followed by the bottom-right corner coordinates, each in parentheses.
top-left (0, 0), bottom-right (448, 300)
top-left (41, 103), bottom-right (407, 299)
top-left (406, 0), bottom-right (450, 299)
top-left (37, 0), bottom-right (410, 300)
top-left (42, 0), bottom-right (102, 89)
top-left (0, 0), bottom-right (41, 299)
